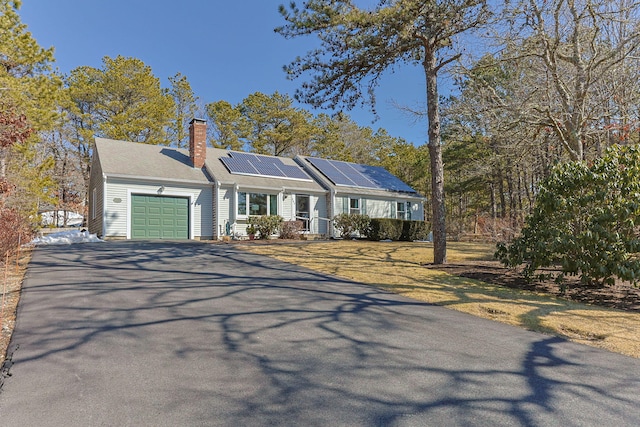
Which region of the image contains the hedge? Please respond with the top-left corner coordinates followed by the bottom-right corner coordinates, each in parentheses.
top-left (367, 218), bottom-right (430, 241)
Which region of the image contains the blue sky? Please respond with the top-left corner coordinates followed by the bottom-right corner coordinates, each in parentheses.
top-left (20, 0), bottom-right (437, 145)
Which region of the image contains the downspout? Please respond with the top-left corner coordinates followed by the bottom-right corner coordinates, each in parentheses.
top-left (281, 186), bottom-right (286, 218)
top-left (330, 188), bottom-right (336, 238)
top-left (102, 174), bottom-right (107, 238)
top-left (233, 183), bottom-right (239, 235)
top-left (214, 181), bottom-right (220, 240)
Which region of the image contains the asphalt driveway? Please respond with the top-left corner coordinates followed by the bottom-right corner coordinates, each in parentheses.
top-left (1, 241), bottom-right (639, 426)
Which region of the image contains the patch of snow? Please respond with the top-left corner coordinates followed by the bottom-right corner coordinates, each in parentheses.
top-left (40, 210), bottom-right (84, 227)
top-left (31, 230), bottom-right (104, 246)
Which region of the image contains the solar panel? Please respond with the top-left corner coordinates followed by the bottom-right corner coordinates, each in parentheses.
top-left (220, 157), bottom-right (260, 174)
top-left (332, 161), bottom-right (377, 188)
top-left (357, 164), bottom-right (417, 193)
top-left (254, 162), bottom-right (286, 177)
top-left (307, 158), bottom-right (356, 186)
top-left (229, 152), bottom-right (259, 162)
top-left (307, 157), bottom-right (418, 193)
top-left (220, 153), bottom-right (312, 181)
top-left (279, 165), bottom-right (312, 180)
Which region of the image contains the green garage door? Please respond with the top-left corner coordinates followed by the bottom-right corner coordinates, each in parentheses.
top-left (131, 194), bottom-right (189, 239)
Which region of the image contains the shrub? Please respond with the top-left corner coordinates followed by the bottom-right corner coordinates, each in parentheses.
top-left (279, 220), bottom-right (303, 239)
top-left (367, 219), bottom-right (430, 241)
top-left (333, 213), bottom-right (370, 238)
top-left (368, 218), bottom-right (403, 240)
top-left (496, 145), bottom-right (640, 287)
top-left (247, 215), bottom-right (284, 239)
top-left (0, 207), bottom-right (33, 257)
top-left (403, 220), bottom-right (430, 241)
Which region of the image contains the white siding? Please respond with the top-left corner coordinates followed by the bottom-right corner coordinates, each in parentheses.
top-left (104, 178), bottom-right (213, 239)
top-left (215, 188), bottom-right (328, 237)
top-left (332, 196), bottom-right (424, 220)
top-left (363, 198), bottom-right (392, 218)
top-left (282, 193), bottom-right (294, 221)
top-left (336, 196), bottom-right (346, 215)
top-left (410, 201), bottom-right (424, 221)
top-left (216, 186), bottom-right (233, 237)
top-left (313, 194), bottom-right (328, 235)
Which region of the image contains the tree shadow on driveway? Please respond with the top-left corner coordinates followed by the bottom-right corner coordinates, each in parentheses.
top-left (1, 241), bottom-right (639, 426)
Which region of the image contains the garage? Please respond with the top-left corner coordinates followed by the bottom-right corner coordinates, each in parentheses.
top-left (131, 194), bottom-right (189, 239)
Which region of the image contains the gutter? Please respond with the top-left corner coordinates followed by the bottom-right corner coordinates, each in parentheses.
top-left (233, 184), bottom-right (326, 194)
top-left (105, 173), bottom-right (211, 186)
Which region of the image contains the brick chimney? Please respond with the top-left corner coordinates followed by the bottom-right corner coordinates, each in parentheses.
top-left (189, 118), bottom-right (207, 168)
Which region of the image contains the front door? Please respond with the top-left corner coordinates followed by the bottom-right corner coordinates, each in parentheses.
top-left (296, 195), bottom-right (310, 232)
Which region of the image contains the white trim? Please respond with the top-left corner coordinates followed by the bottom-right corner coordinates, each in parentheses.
top-left (217, 169), bottom-right (314, 183)
top-left (349, 197), bottom-right (361, 215)
top-left (329, 188), bottom-right (336, 238)
top-left (234, 189), bottom-right (282, 220)
top-left (214, 181), bottom-right (220, 240)
top-left (102, 174), bottom-right (107, 237)
top-left (395, 200), bottom-right (407, 220)
top-left (106, 173), bottom-right (209, 186)
top-left (91, 188), bottom-right (96, 220)
top-left (126, 189), bottom-right (195, 239)
top-left (333, 189), bottom-right (425, 202)
top-left (236, 184), bottom-right (325, 194)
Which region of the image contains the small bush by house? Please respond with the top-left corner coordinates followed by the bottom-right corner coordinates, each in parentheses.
top-left (247, 215), bottom-right (284, 239)
top-left (333, 213), bottom-right (371, 238)
top-left (368, 219), bottom-right (429, 241)
top-left (280, 220), bottom-right (303, 239)
top-left (368, 218), bottom-right (404, 240)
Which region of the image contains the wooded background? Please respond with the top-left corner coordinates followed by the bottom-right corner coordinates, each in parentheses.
top-left (2, 0), bottom-right (639, 257)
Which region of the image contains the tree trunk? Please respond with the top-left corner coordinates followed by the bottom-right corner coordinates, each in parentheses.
top-left (497, 168), bottom-right (506, 218)
top-left (523, 167), bottom-right (533, 214)
top-left (424, 52), bottom-right (446, 264)
top-left (488, 175), bottom-right (497, 240)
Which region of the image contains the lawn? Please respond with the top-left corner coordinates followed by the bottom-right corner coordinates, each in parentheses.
top-left (243, 240), bottom-right (640, 358)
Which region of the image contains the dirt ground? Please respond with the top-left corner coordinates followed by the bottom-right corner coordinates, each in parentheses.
top-left (0, 249), bottom-right (30, 370)
top-left (428, 261), bottom-right (640, 312)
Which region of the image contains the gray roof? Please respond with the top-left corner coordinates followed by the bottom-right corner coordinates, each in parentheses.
top-left (94, 138), bottom-right (211, 184)
top-left (205, 148), bottom-right (326, 193)
top-left (93, 138), bottom-right (415, 198)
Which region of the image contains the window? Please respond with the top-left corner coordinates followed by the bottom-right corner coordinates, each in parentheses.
top-left (237, 192), bottom-right (247, 215)
top-left (249, 193), bottom-right (267, 215)
top-left (395, 201), bottom-right (413, 220)
top-left (342, 197), bottom-right (363, 215)
top-left (396, 202), bottom-right (406, 220)
top-left (349, 198), bottom-right (360, 215)
top-left (237, 192), bottom-right (278, 217)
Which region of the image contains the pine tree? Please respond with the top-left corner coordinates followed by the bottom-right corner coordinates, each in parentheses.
top-left (276, 0), bottom-right (491, 263)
